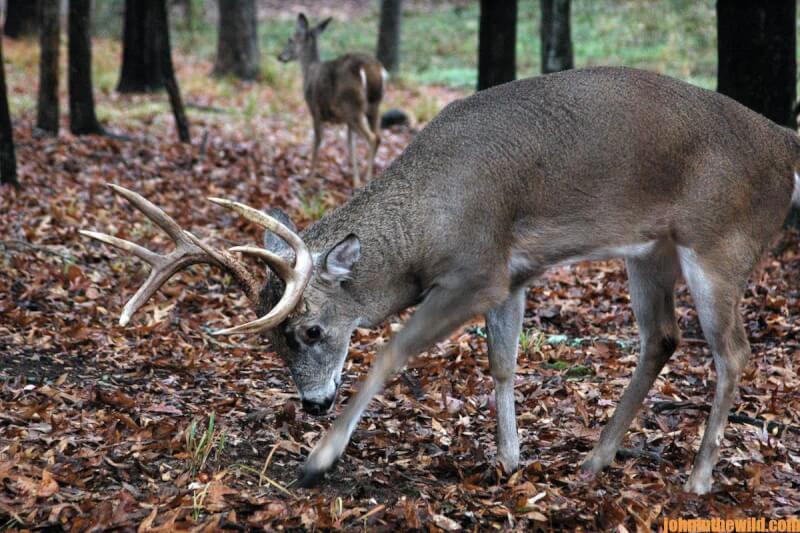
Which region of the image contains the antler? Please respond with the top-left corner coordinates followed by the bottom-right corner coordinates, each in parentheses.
top-left (205, 198), bottom-right (313, 336)
top-left (80, 184), bottom-right (312, 336)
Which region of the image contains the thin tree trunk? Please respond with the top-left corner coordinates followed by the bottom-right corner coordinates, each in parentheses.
top-left (37, 0), bottom-right (60, 134)
top-left (540, 0), bottom-right (573, 74)
top-left (117, 0), bottom-right (166, 93)
top-left (5, 0), bottom-right (40, 39)
top-left (68, 0), bottom-right (102, 135)
top-left (213, 0), bottom-right (260, 80)
top-left (0, 37), bottom-right (18, 188)
top-left (477, 0), bottom-right (517, 91)
top-left (376, 0), bottom-right (402, 74)
top-left (717, 0), bottom-right (796, 127)
top-left (155, 0), bottom-right (190, 143)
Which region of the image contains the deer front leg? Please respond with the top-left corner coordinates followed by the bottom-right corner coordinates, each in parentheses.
top-left (485, 289), bottom-right (525, 473)
top-left (309, 118), bottom-right (323, 177)
top-left (298, 280), bottom-right (508, 487)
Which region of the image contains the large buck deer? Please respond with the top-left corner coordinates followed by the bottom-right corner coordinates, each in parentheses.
top-left (278, 14), bottom-right (385, 187)
top-left (82, 67), bottom-right (800, 495)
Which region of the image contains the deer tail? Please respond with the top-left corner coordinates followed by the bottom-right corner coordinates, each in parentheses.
top-left (793, 171), bottom-right (800, 207)
top-left (359, 62), bottom-right (385, 104)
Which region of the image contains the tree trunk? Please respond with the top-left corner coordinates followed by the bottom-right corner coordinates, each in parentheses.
top-left (68, 0), bottom-right (102, 135)
top-left (717, 0), bottom-right (796, 128)
top-left (213, 0), bottom-right (260, 80)
top-left (154, 0), bottom-right (190, 143)
top-left (0, 37), bottom-right (18, 188)
top-left (117, 0), bottom-right (166, 93)
top-left (477, 0), bottom-right (517, 91)
top-left (36, 0), bottom-right (60, 134)
top-left (540, 0), bottom-right (573, 74)
top-left (5, 0), bottom-right (40, 39)
top-left (376, 0), bottom-right (402, 74)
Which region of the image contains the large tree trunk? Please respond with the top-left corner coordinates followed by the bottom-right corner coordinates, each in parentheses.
top-left (117, 0), bottom-right (166, 93)
top-left (68, 0), bottom-right (102, 135)
top-left (717, 0), bottom-right (796, 128)
top-left (154, 0), bottom-right (190, 143)
top-left (213, 0), bottom-right (260, 80)
top-left (477, 0), bottom-right (517, 91)
top-left (5, 0), bottom-right (40, 39)
top-left (376, 0), bottom-right (402, 74)
top-left (0, 37), bottom-right (18, 188)
top-left (36, 0), bottom-right (60, 135)
top-left (540, 0), bottom-right (573, 74)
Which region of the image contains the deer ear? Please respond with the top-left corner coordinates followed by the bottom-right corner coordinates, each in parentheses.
top-left (321, 234), bottom-right (360, 283)
top-left (263, 208), bottom-right (297, 262)
top-left (315, 17), bottom-right (332, 35)
top-left (296, 13), bottom-right (310, 32)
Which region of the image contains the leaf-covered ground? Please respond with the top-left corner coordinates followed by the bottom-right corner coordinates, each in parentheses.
top-left (1, 39), bottom-right (799, 532)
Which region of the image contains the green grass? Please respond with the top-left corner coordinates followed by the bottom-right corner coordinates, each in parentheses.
top-left (233, 1), bottom-right (718, 90)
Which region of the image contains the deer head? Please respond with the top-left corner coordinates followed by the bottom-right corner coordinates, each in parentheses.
top-left (277, 13), bottom-right (332, 64)
top-left (81, 184), bottom-right (362, 415)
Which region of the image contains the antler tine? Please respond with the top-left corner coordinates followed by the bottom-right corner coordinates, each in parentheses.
top-left (228, 246), bottom-right (295, 281)
top-left (81, 184), bottom-right (262, 327)
top-left (78, 230), bottom-right (161, 265)
top-left (108, 184), bottom-right (187, 244)
top-left (206, 198), bottom-right (313, 336)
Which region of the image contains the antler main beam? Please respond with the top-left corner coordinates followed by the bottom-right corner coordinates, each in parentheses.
top-left (80, 184), bottom-right (261, 327)
top-left (80, 184), bottom-right (313, 336)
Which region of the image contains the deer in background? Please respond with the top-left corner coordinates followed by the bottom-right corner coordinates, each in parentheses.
top-left (278, 14), bottom-right (385, 187)
top-left (83, 67), bottom-right (800, 495)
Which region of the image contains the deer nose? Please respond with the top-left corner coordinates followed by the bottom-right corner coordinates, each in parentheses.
top-left (302, 396), bottom-right (334, 416)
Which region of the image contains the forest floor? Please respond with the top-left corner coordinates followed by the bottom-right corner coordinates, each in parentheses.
top-left (1, 32), bottom-right (800, 531)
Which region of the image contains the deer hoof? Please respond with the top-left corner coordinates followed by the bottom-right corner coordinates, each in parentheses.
top-left (683, 474), bottom-right (712, 495)
top-left (579, 454), bottom-right (608, 476)
top-left (297, 465), bottom-right (326, 488)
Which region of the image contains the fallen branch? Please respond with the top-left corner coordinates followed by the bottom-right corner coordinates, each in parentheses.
top-left (651, 401), bottom-right (800, 436)
top-left (616, 446), bottom-right (665, 464)
top-left (401, 370), bottom-right (425, 400)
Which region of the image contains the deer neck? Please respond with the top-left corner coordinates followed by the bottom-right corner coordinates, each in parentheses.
top-left (299, 39), bottom-right (321, 82)
top-left (304, 175), bottom-right (422, 327)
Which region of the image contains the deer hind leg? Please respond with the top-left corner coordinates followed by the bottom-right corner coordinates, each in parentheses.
top-left (348, 114), bottom-right (379, 185)
top-left (678, 246), bottom-right (752, 495)
top-left (485, 288), bottom-right (526, 473)
top-left (366, 103), bottom-right (381, 180)
top-left (582, 243), bottom-right (681, 475)
top-left (347, 125), bottom-right (360, 187)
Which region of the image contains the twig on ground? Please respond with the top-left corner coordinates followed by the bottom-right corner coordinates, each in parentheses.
top-left (652, 400), bottom-right (800, 436)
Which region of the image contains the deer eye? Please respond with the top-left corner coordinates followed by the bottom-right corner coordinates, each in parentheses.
top-left (304, 325), bottom-right (323, 344)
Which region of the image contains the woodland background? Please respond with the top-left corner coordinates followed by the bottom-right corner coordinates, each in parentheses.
top-left (0, 0), bottom-right (798, 530)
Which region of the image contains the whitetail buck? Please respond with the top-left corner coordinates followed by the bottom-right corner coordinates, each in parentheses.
top-left (83, 67), bottom-right (800, 495)
top-left (278, 14), bottom-right (385, 187)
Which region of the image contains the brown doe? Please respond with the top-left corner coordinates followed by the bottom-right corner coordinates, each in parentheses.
top-left (83, 67), bottom-right (800, 495)
top-left (278, 14), bottom-right (385, 187)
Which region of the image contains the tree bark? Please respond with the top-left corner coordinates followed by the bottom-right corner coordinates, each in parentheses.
top-left (36, 0), bottom-right (60, 134)
top-left (477, 0), bottom-right (517, 91)
top-left (154, 0), bottom-right (190, 143)
top-left (0, 36), bottom-right (18, 188)
top-left (376, 0), bottom-right (402, 74)
top-left (213, 0), bottom-right (260, 80)
top-left (540, 0), bottom-right (573, 74)
top-left (117, 0), bottom-right (166, 93)
top-left (68, 0), bottom-right (102, 135)
top-left (717, 0), bottom-right (796, 128)
top-left (5, 0), bottom-right (40, 39)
